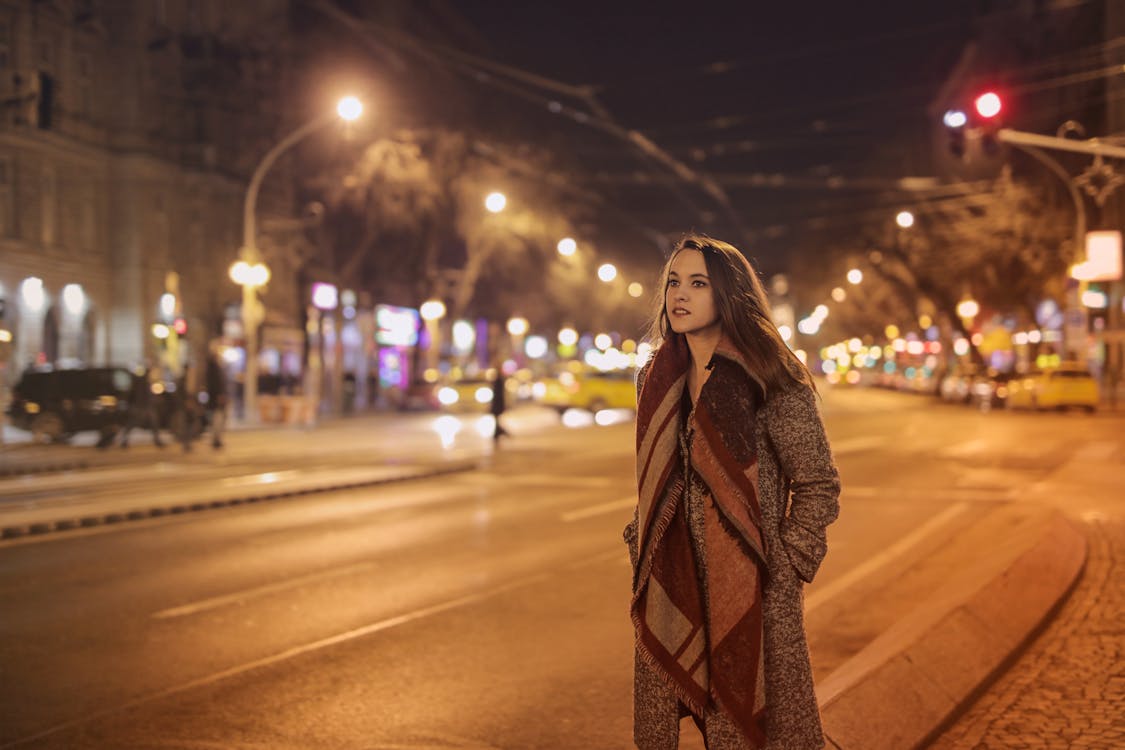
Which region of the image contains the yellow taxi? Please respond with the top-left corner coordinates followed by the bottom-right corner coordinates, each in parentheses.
top-left (1006, 362), bottom-right (1099, 412)
top-left (536, 367), bottom-right (637, 413)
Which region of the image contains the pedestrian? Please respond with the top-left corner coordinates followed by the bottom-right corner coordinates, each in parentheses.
top-left (204, 343), bottom-right (228, 449)
top-left (490, 366), bottom-right (508, 445)
top-left (119, 364), bottom-right (164, 448)
top-left (625, 234), bottom-right (841, 749)
top-left (174, 364), bottom-right (198, 452)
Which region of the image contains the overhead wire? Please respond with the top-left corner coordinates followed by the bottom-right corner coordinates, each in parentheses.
top-left (304, 0), bottom-right (752, 252)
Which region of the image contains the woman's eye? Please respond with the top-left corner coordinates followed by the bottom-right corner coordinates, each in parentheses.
top-left (692, 280), bottom-right (707, 288)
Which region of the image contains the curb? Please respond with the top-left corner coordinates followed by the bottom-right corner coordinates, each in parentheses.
top-left (0, 460), bottom-right (479, 540)
top-left (815, 510), bottom-right (1087, 750)
top-left (0, 459), bottom-right (93, 478)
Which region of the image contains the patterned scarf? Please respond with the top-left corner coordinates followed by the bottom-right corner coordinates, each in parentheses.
top-left (632, 334), bottom-right (769, 746)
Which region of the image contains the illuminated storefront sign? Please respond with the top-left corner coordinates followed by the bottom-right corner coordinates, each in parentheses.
top-left (375, 304), bottom-right (419, 347)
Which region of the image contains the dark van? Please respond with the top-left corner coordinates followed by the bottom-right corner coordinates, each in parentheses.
top-left (7, 367), bottom-right (135, 443)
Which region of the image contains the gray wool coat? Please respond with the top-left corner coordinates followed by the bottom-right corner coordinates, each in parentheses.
top-left (626, 371), bottom-right (841, 750)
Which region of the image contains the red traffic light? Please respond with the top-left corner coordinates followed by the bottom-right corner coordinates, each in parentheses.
top-left (172, 317), bottom-right (188, 335)
top-left (974, 92), bottom-right (1002, 119)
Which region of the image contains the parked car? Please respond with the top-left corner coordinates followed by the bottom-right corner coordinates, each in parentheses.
top-left (939, 366), bottom-right (979, 404)
top-left (7, 366), bottom-right (135, 443)
top-left (537, 368), bottom-right (636, 413)
top-left (968, 370), bottom-right (1014, 411)
top-left (1006, 363), bottom-right (1099, 412)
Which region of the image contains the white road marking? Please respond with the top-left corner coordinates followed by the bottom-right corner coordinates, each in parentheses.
top-left (939, 438), bottom-right (988, 458)
top-left (805, 502), bottom-right (970, 614)
top-left (1073, 441), bottom-right (1116, 462)
top-left (830, 436), bottom-right (889, 455)
top-left (561, 496), bottom-right (635, 522)
top-left (564, 548), bottom-right (629, 571)
top-left (152, 561), bottom-right (377, 619)
top-left (843, 485), bottom-right (1014, 501)
top-left (5, 573), bottom-right (549, 749)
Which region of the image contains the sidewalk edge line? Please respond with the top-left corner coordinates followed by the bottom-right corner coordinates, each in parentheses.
top-left (0, 461), bottom-right (479, 542)
top-left (816, 510), bottom-right (1087, 750)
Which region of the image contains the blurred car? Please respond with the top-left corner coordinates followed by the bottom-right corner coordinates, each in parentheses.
top-left (968, 370), bottom-right (1013, 411)
top-left (435, 376), bottom-right (497, 413)
top-left (537, 368), bottom-right (636, 413)
top-left (1006, 363), bottom-right (1099, 412)
top-left (7, 366), bottom-right (134, 442)
top-left (939, 366), bottom-right (979, 404)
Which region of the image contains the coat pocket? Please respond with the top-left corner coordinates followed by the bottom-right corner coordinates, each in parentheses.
top-left (780, 516), bottom-right (828, 584)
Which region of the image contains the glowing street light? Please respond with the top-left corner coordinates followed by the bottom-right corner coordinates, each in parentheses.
top-left (336, 96), bottom-right (363, 121)
top-left (558, 327), bottom-right (579, 347)
top-left (628, 282), bottom-right (644, 298)
top-left (507, 316), bottom-right (529, 364)
top-left (420, 299), bottom-right (447, 371)
top-left (557, 237), bottom-right (577, 256)
top-left (846, 268), bottom-right (863, 285)
top-left (957, 298), bottom-right (980, 319)
top-left (237, 94), bottom-right (363, 423)
top-left (597, 263), bottom-right (617, 282)
top-left (896, 211), bottom-right (915, 229)
top-left (419, 300), bottom-right (446, 321)
top-left (485, 192), bottom-right (507, 213)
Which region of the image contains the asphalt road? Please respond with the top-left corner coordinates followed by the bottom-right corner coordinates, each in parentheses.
top-left (0, 390), bottom-right (1121, 749)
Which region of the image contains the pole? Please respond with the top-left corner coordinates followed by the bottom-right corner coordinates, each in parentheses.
top-left (997, 128), bottom-right (1125, 160)
top-left (1003, 140), bottom-right (1089, 362)
top-left (239, 112), bottom-right (337, 424)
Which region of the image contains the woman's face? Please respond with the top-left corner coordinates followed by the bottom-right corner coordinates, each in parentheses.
top-left (665, 249), bottom-right (719, 337)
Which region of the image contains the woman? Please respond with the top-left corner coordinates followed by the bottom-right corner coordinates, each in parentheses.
top-left (625, 234), bottom-right (840, 749)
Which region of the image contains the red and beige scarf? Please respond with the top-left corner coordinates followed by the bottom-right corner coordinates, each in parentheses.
top-left (632, 334), bottom-right (769, 746)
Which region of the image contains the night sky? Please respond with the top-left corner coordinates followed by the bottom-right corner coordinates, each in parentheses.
top-left (445, 1), bottom-right (981, 274)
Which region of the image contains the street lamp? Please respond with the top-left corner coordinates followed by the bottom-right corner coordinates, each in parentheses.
top-left (420, 299), bottom-right (447, 373)
top-left (485, 192), bottom-right (507, 213)
top-left (557, 237), bottom-right (577, 257)
top-left (506, 316), bottom-right (528, 364)
top-left (235, 95), bottom-right (362, 424)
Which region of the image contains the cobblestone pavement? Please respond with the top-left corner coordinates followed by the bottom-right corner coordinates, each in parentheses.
top-left (929, 520), bottom-right (1124, 750)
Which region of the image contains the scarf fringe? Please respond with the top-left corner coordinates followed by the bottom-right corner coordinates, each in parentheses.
top-left (630, 611), bottom-right (710, 719)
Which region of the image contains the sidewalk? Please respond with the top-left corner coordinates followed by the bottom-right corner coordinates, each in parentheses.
top-left (809, 429), bottom-right (1125, 749)
top-left (0, 411), bottom-right (486, 539)
top-left (929, 520), bottom-right (1124, 749)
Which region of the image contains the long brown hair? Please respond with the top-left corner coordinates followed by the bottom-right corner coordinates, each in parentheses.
top-left (646, 233), bottom-right (814, 394)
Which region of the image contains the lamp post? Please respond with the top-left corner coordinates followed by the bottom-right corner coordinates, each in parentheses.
top-left (234, 95), bottom-right (362, 424)
top-left (419, 299), bottom-right (446, 373)
top-left (506, 316), bottom-right (529, 365)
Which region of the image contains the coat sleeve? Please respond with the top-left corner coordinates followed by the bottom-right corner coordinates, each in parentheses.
top-left (764, 382), bottom-right (841, 583)
top-left (622, 361), bottom-right (651, 570)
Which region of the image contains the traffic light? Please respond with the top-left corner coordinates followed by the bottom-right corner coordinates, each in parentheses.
top-left (943, 109), bottom-right (967, 159)
top-left (973, 90), bottom-right (1003, 155)
top-left (942, 91), bottom-right (1005, 161)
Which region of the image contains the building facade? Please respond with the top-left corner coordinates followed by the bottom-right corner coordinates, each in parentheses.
top-left (0, 0), bottom-right (298, 396)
